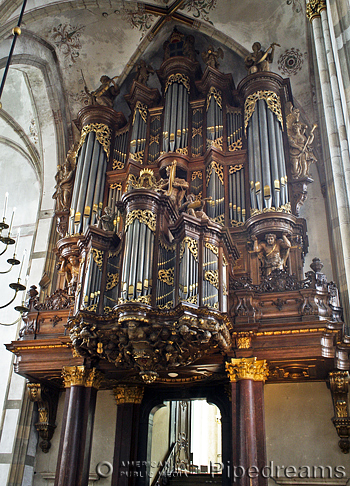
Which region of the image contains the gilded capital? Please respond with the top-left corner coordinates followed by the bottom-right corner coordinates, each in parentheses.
top-left (226, 357), bottom-right (269, 382)
top-left (113, 385), bottom-right (144, 405)
top-left (306, 0), bottom-right (327, 22)
top-left (62, 366), bottom-right (103, 389)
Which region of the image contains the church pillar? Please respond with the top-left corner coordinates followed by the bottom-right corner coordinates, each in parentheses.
top-left (307, 0), bottom-right (350, 328)
top-left (54, 366), bottom-right (103, 486)
top-left (226, 358), bottom-right (269, 486)
top-left (111, 386), bottom-right (144, 486)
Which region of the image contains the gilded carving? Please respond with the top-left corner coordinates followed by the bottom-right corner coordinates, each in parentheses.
top-left (113, 160), bottom-right (125, 170)
top-left (204, 270), bottom-right (219, 289)
top-left (207, 137), bottom-right (223, 151)
top-left (250, 202), bottom-right (292, 216)
top-left (61, 366), bottom-right (103, 388)
top-left (236, 333), bottom-right (252, 349)
top-left (226, 357), bottom-right (269, 382)
top-left (91, 248), bottom-right (103, 270)
top-left (77, 123), bottom-right (112, 159)
top-left (206, 87), bottom-right (222, 111)
top-left (114, 386), bottom-right (144, 404)
top-left (158, 268), bottom-right (174, 286)
top-left (244, 91), bottom-right (283, 134)
top-left (133, 101), bottom-right (148, 124)
top-left (306, 0), bottom-right (327, 21)
top-left (205, 242), bottom-right (219, 256)
top-left (206, 161), bottom-right (224, 186)
top-left (125, 209), bottom-right (156, 233)
top-left (228, 139), bottom-right (243, 152)
top-left (165, 73), bottom-right (190, 93)
top-left (129, 150), bottom-right (145, 163)
top-left (180, 237), bottom-right (198, 261)
top-left (106, 272), bottom-right (119, 291)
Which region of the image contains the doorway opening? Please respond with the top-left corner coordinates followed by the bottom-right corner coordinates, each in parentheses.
top-left (148, 399), bottom-right (222, 484)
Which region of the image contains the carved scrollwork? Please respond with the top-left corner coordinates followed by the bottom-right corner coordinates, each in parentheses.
top-left (206, 87), bottom-right (222, 111)
top-left (244, 90), bottom-right (283, 134)
top-left (125, 209), bottom-right (156, 232)
top-left (206, 160), bottom-right (224, 186)
top-left (77, 123), bottom-right (112, 159)
top-left (165, 73), bottom-right (190, 93)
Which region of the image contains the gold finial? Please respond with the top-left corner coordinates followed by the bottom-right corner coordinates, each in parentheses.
top-left (306, 0), bottom-right (326, 22)
top-left (225, 357), bottom-right (269, 382)
top-left (12, 26), bottom-right (21, 35)
top-left (113, 385), bottom-right (144, 405)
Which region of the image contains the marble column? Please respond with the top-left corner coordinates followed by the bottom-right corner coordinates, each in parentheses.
top-left (307, 0), bottom-right (350, 330)
top-left (54, 366), bottom-right (103, 486)
top-left (226, 358), bottom-right (269, 486)
top-left (111, 385), bottom-right (144, 486)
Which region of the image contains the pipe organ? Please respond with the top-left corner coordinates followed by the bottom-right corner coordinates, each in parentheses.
top-left (9, 27), bottom-right (346, 485)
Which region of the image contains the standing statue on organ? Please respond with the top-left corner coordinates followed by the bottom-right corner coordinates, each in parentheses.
top-left (159, 161), bottom-right (189, 209)
top-left (202, 45), bottom-right (224, 69)
top-left (286, 103), bottom-right (317, 180)
top-left (84, 74), bottom-right (120, 108)
top-left (179, 193), bottom-right (212, 220)
top-left (252, 233), bottom-right (291, 276)
top-left (134, 60), bottom-right (154, 86)
top-left (245, 41), bottom-right (280, 74)
top-left (52, 145), bottom-right (76, 211)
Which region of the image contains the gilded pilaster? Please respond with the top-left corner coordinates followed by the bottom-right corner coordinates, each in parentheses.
top-left (113, 385), bottom-right (144, 405)
top-left (306, 0), bottom-right (327, 22)
top-left (225, 357), bottom-right (269, 382)
top-left (61, 366), bottom-right (103, 388)
top-left (329, 371), bottom-right (350, 453)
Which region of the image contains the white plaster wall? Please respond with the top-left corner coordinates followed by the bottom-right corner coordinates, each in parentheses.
top-left (265, 382), bottom-right (348, 479)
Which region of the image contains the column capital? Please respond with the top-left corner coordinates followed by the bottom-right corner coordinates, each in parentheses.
top-left (306, 0), bottom-right (327, 22)
top-left (113, 385), bottom-right (144, 405)
top-left (225, 357), bottom-right (269, 382)
top-left (62, 366), bottom-right (103, 389)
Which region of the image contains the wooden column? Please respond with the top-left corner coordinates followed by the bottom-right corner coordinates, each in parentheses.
top-left (54, 366), bottom-right (103, 486)
top-left (226, 358), bottom-right (269, 486)
top-left (111, 385), bottom-right (144, 486)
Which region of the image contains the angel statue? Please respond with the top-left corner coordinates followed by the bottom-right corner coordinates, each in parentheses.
top-left (286, 102), bottom-right (317, 180)
top-left (202, 45), bottom-right (224, 69)
top-left (135, 60), bottom-right (154, 86)
top-left (84, 74), bottom-right (120, 108)
top-left (245, 41), bottom-right (280, 74)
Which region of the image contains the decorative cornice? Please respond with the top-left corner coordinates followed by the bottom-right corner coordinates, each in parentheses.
top-left (61, 366), bottom-right (103, 389)
top-left (306, 0), bottom-right (327, 22)
top-left (113, 385), bottom-right (144, 405)
top-left (225, 357), bottom-right (269, 382)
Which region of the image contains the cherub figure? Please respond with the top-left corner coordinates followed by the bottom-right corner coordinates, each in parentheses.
top-left (84, 75), bottom-right (120, 108)
top-left (252, 233), bottom-right (291, 276)
top-left (202, 45), bottom-right (224, 69)
top-left (245, 42), bottom-right (280, 74)
top-left (286, 103), bottom-right (317, 180)
top-left (135, 60), bottom-right (154, 86)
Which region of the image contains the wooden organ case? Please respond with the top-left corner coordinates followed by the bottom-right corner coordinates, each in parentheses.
top-left (6, 28), bottom-right (349, 486)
